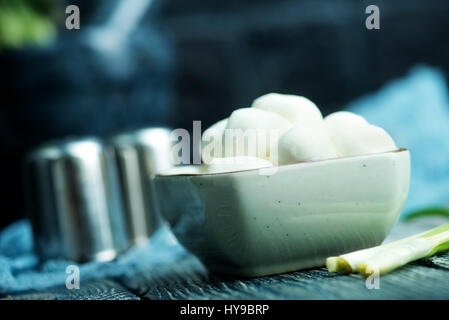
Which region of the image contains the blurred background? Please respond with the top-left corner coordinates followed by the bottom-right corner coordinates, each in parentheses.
top-left (1, 0), bottom-right (449, 229)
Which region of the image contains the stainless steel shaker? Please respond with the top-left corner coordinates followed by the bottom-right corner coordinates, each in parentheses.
top-left (107, 127), bottom-right (173, 246)
top-left (24, 137), bottom-right (129, 262)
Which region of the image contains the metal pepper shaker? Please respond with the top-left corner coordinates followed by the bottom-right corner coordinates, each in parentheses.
top-left (24, 137), bottom-right (129, 262)
top-left (107, 127), bottom-right (173, 246)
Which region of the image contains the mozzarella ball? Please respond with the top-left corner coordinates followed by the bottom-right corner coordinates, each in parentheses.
top-left (203, 118), bottom-right (228, 137)
top-left (327, 123), bottom-right (397, 157)
top-left (227, 107), bottom-right (293, 131)
top-left (224, 108), bottom-right (293, 159)
top-left (252, 93), bottom-right (322, 126)
top-left (324, 111), bottom-right (368, 132)
top-left (204, 156), bottom-right (272, 174)
top-left (278, 125), bottom-right (338, 164)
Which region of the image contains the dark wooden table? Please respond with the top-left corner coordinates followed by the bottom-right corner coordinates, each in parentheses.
top-left (3, 217), bottom-right (449, 300)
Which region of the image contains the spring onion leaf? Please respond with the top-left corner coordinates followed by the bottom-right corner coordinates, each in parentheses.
top-left (404, 207), bottom-right (449, 221)
top-left (326, 223), bottom-right (449, 277)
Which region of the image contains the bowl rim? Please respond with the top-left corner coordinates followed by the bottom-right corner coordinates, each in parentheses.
top-left (157, 148), bottom-right (408, 177)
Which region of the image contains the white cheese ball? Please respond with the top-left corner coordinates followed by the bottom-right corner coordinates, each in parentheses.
top-left (327, 122), bottom-right (397, 157)
top-left (203, 118), bottom-right (228, 137)
top-left (201, 118), bottom-right (228, 163)
top-left (204, 156), bottom-right (272, 174)
top-left (224, 107), bottom-right (293, 159)
top-left (278, 125), bottom-right (338, 164)
top-left (324, 111), bottom-right (367, 132)
top-left (252, 93), bottom-right (322, 126)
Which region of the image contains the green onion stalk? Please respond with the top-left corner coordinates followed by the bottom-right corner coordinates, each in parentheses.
top-left (326, 223), bottom-right (449, 277)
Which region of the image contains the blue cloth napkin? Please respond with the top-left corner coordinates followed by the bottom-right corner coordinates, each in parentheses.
top-left (2, 65), bottom-right (449, 294)
top-left (0, 220), bottom-right (190, 294)
top-left (348, 65), bottom-right (449, 214)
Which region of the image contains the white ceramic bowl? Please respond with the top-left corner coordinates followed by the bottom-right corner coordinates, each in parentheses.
top-left (154, 149), bottom-right (410, 277)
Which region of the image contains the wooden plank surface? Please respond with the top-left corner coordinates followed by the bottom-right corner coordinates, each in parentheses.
top-left (119, 251), bottom-right (449, 300)
top-left (3, 217), bottom-right (449, 300)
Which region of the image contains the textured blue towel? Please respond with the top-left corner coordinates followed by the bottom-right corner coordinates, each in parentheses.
top-left (1, 65), bottom-right (449, 294)
top-left (348, 65), bottom-right (449, 214)
top-left (0, 220), bottom-right (190, 294)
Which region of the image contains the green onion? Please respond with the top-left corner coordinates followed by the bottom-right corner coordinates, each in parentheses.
top-left (404, 207), bottom-right (449, 221)
top-left (326, 223), bottom-right (449, 277)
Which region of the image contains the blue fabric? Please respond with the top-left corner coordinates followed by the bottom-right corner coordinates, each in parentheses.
top-left (0, 220), bottom-right (189, 294)
top-left (347, 65), bottom-right (449, 215)
top-left (1, 65), bottom-right (449, 294)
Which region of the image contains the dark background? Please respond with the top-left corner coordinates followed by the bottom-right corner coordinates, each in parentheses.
top-left (1, 0), bottom-right (449, 228)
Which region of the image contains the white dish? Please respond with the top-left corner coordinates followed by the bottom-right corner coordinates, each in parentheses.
top-left (154, 149), bottom-right (410, 277)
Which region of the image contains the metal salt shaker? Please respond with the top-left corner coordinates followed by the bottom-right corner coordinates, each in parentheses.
top-left (107, 127), bottom-right (173, 246)
top-left (24, 137), bottom-right (129, 262)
